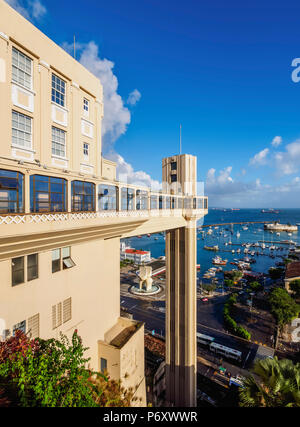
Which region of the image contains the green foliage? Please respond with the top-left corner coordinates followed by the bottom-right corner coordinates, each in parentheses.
top-left (249, 281), bottom-right (263, 293)
top-left (289, 280), bottom-right (300, 299)
top-left (269, 267), bottom-right (284, 280)
top-left (223, 295), bottom-right (251, 340)
top-left (202, 283), bottom-right (216, 293)
top-left (269, 287), bottom-right (300, 330)
top-left (0, 331), bottom-right (134, 407)
top-left (239, 357), bottom-right (300, 407)
top-left (224, 279), bottom-right (235, 288)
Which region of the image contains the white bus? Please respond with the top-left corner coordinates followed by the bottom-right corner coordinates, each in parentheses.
top-left (209, 342), bottom-right (242, 362)
top-left (196, 333), bottom-right (215, 346)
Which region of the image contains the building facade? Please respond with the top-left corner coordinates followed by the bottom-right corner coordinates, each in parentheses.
top-left (0, 0), bottom-right (208, 407)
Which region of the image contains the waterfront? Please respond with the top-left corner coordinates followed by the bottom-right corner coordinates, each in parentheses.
top-left (124, 208), bottom-right (300, 280)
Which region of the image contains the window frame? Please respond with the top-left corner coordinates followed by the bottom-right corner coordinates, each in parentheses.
top-left (12, 110), bottom-right (32, 150)
top-left (30, 174), bottom-right (67, 213)
top-left (51, 126), bottom-right (66, 159)
top-left (0, 169), bottom-right (24, 214)
top-left (71, 180), bottom-right (95, 212)
top-left (52, 247), bottom-right (75, 273)
top-left (51, 73), bottom-right (66, 107)
top-left (12, 46), bottom-right (33, 91)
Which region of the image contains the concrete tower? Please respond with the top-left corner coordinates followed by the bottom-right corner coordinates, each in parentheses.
top-left (163, 154), bottom-right (199, 407)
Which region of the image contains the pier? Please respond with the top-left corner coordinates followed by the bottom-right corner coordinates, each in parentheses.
top-left (200, 221), bottom-right (273, 228)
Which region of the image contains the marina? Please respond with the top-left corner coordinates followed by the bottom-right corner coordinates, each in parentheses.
top-left (126, 209), bottom-right (300, 288)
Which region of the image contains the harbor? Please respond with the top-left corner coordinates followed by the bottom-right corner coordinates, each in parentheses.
top-left (124, 209), bottom-right (300, 290)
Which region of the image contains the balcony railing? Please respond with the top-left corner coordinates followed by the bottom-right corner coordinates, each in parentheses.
top-left (0, 196), bottom-right (207, 225)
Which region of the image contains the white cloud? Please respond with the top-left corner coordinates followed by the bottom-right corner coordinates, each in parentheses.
top-left (127, 89), bottom-right (141, 106)
top-left (106, 151), bottom-right (161, 191)
top-left (249, 148), bottom-right (269, 166)
top-left (271, 136), bottom-right (282, 147)
top-left (5, 0), bottom-right (46, 21)
top-left (274, 139), bottom-right (300, 176)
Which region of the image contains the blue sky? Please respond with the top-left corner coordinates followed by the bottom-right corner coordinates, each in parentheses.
top-left (5, 0), bottom-right (300, 207)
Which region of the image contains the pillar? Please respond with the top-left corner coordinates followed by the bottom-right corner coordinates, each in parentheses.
top-left (165, 219), bottom-right (197, 407)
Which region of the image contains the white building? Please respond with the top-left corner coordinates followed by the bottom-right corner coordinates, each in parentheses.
top-left (121, 248), bottom-right (151, 264)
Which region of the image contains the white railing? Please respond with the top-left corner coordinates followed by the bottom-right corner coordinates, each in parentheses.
top-left (0, 207), bottom-right (208, 225)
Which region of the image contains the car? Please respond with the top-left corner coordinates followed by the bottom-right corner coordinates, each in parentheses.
top-left (201, 297), bottom-right (209, 302)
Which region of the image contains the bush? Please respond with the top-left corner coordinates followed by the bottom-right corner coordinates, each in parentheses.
top-left (0, 331), bottom-right (135, 407)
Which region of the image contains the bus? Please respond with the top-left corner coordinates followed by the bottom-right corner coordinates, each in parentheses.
top-left (196, 333), bottom-right (215, 346)
top-left (209, 342), bottom-right (242, 362)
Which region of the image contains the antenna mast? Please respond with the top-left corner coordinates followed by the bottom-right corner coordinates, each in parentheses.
top-left (180, 123), bottom-right (182, 155)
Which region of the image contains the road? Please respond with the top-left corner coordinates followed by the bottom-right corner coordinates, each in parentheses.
top-left (120, 293), bottom-right (259, 370)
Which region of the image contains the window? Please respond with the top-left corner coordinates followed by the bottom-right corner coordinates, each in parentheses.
top-left (63, 297), bottom-right (72, 323)
top-left (12, 256), bottom-right (24, 286)
top-left (83, 143), bottom-right (89, 160)
top-left (52, 298), bottom-right (72, 329)
top-left (12, 110), bottom-right (32, 149)
top-left (52, 127), bottom-right (66, 158)
top-left (52, 247), bottom-right (75, 273)
top-left (98, 184), bottom-right (117, 211)
top-left (184, 198), bottom-right (192, 209)
top-left (0, 169), bottom-right (24, 213)
top-left (100, 358), bottom-right (107, 373)
top-left (12, 47), bottom-right (32, 90)
top-left (12, 254), bottom-right (38, 286)
top-left (150, 195), bottom-right (158, 210)
top-left (28, 313), bottom-right (39, 338)
top-left (62, 247), bottom-right (75, 269)
top-left (136, 190), bottom-right (148, 210)
top-left (171, 197), bottom-right (177, 209)
top-left (30, 175), bottom-right (67, 213)
top-left (27, 254), bottom-right (38, 281)
top-left (178, 197), bottom-right (183, 209)
top-left (159, 196), bottom-right (165, 210)
top-left (165, 196), bottom-right (171, 209)
top-left (83, 98), bottom-right (89, 113)
top-left (71, 181), bottom-right (95, 212)
top-left (121, 188), bottom-right (134, 211)
top-left (51, 74), bottom-right (66, 107)
top-left (171, 161), bottom-right (177, 171)
top-left (171, 174), bottom-right (177, 183)
top-left (13, 320), bottom-right (26, 335)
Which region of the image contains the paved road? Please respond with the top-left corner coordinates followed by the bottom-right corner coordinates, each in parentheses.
top-left (120, 294), bottom-right (259, 370)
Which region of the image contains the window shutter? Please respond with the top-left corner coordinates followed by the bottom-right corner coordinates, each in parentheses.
top-left (63, 297), bottom-right (72, 323)
top-left (28, 313), bottom-right (39, 338)
top-left (57, 302), bottom-right (62, 327)
top-left (52, 305), bottom-right (56, 330)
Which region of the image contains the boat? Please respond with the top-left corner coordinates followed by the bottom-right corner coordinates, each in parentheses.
top-left (236, 232), bottom-right (241, 238)
top-left (212, 256), bottom-right (227, 265)
top-left (137, 236), bottom-right (142, 238)
top-left (147, 234), bottom-right (151, 237)
top-left (204, 245), bottom-right (219, 251)
top-left (242, 226), bottom-right (248, 230)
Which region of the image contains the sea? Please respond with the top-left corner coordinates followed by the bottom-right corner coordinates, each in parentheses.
top-left (123, 208), bottom-right (300, 283)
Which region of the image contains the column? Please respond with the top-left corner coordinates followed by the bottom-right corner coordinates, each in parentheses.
top-left (165, 218), bottom-right (197, 407)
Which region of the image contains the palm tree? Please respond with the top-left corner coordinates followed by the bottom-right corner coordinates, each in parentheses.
top-left (239, 357), bottom-right (300, 407)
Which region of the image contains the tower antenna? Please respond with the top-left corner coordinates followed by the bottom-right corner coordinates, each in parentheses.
top-left (180, 123), bottom-right (182, 155)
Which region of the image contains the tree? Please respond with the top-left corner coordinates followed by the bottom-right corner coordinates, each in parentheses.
top-left (239, 357), bottom-right (300, 407)
top-left (289, 280), bottom-right (300, 300)
top-left (224, 279), bottom-right (235, 288)
top-left (0, 331), bottom-right (135, 407)
top-left (249, 281), bottom-right (263, 293)
top-left (269, 267), bottom-right (284, 280)
top-left (269, 287), bottom-right (300, 348)
top-left (202, 283), bottom-right (216, 294)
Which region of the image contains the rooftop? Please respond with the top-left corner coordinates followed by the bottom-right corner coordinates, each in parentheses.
top-left (285, 261), bottom-right (300, 279)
